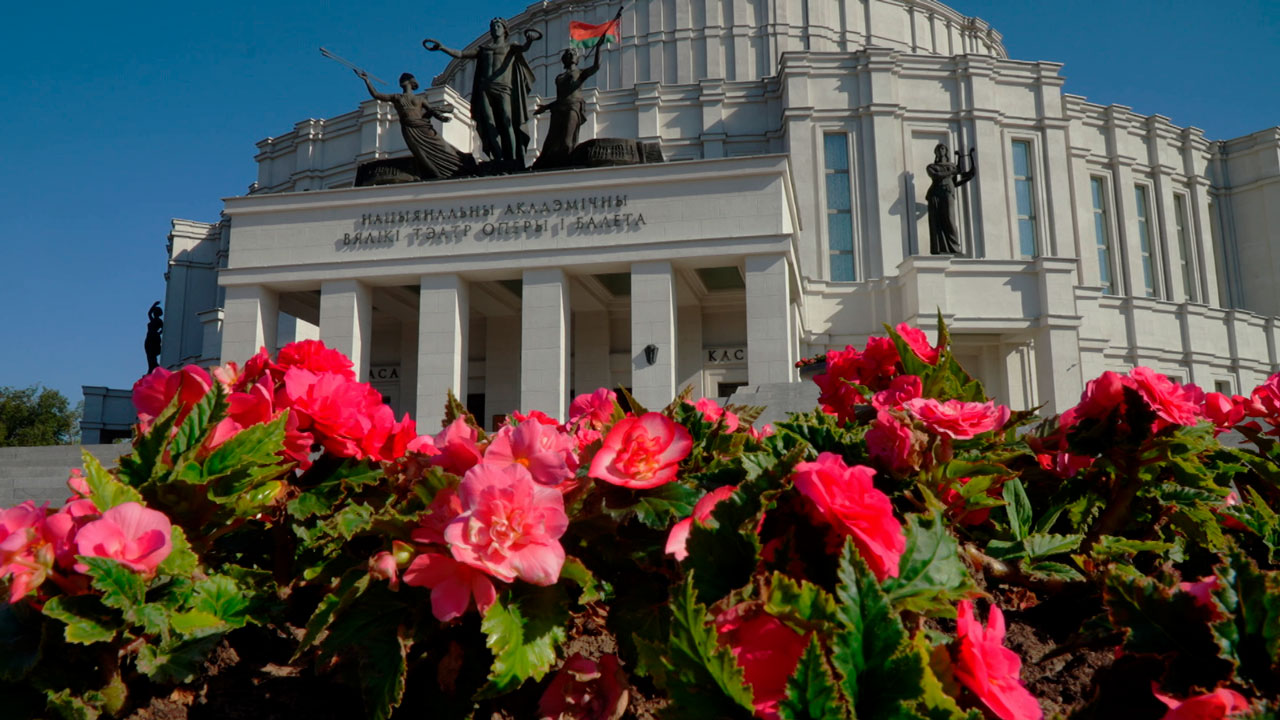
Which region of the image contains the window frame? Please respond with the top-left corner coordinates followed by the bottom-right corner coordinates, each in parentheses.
top-left (822, 130), bottom-right (857, 282)
top-left (1173, 192), bottom-right (1198, 302)
top-left (1090, 175), bottom-right (1120, 295)
top-left (1009, 138), bottom-right (1040, 258)
top-left (1134, 182), bottom-right (1161, 299)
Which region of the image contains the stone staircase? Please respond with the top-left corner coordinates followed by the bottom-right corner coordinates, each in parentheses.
top-left (728, 381), bottom-right (821, 427)
top-left (0, 444), bottom-right (131, 506)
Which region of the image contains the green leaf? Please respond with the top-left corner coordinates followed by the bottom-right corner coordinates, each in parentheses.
top-left (168, 610), bottom-right (225, 637)
top-left (42, 596), bottom-right (119, 645)
top-left (480, 586), bottom-right (569, 694)
top-left (766, 572), bottom-right (840, 628)
top-left (0, 602), bottom-right (44, 681)
top-left (81, 557), bottom-right (146, 612)
top-left (334, 503), bottom-right (375, 538)
top-left (779, 636), bottom-right (847, 720)
top-left (560, 556), bottom-right (610, 603)
top-left (1090, 535), bottom-right (1174, 562)
top-left (663, 574), bottom-right (754, 714)
top-left (45, 689), bottom-right (102, 720)
top-left (135, 635), bottom-right (221, 683)
top-left (202, 413), bottom-right (288, 479)
top-left (1212, 547), bottom-right (1280, 687)
top-left (624, 483), bottom-right (699, 529)
top-left (82, 451), bottom-right (143, 512)
top-left (833, 539), bottom-right (927, 717)
top-left (168, 383), bottom-right (225, 460)
top-left (157, 525), bottom-right (198, 577)
top-left (1021, 533), bottom-right (1083, 561)
top-left (882, 512), bottom-right (976, 616)
top-left (685, 488), bottom-right (764, 602)
top-left (192, 575), bottom-right (251, 628)
top-left (1020, 561), bottom-right (1085, 582)
top-left (1002, 478), bottom-right (1031, 541)
top-left (295, 570), bottom-right (370, 658)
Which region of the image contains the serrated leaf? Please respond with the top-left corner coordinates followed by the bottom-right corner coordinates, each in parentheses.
top-left (1090, 535), bottom-right (1173, 562)
top-left (295, 570), bottom-right (370, 658)
top-left (624, 483), bottom-right (699, 529)
top-left (0, 602), bottom-right (44, 681)
top-left (168, 383), bottom-right (225, 460)
top-left (192, 575), bottom-right (251, 628)
top-left (1104, 570), bottom-right (1231, 688)
top-left (766, 572), bottom-right (840, 628)
top-left (664, 574), bottom-right (755, 713)
top-left (1002, 478), bottom-right (1031, 541)
top-left (1212, 548), bottom-right (1280, 687)
top-left (1020, 561), bottom-right (1085, 582)
top-left (685, 489), bottom-right (764, 602)
top-left (45, 689), bottom-right (102, 720)
top-left (480, 586), bottom-right (569, 694)
top-left (779, 636), bottom-right (847, 720)
top-left (135, 636), bottom-right (221, 683)
top-left (81, 557), bottom-right (146, 612)
top-left (202, 413), bottom-right (288, 479)
top-left (833, 539), bottom-right (927, 717)
top-left (157, 525), bottom-right (198, 577)
top-left (42, 596), bottom-right (118, 645)
top-left (168, 610), bottom-right (225, 637)
top-left (1021, 533), bottom-right (1083, 561)
top-left (882, 512), bottom-right (976, 615)
top-left (82, 451), bottom-right (143, 512)
top-left (334, 503), bottom-right (375, 538)
top-left (560, 556), bottom-right (610, 603)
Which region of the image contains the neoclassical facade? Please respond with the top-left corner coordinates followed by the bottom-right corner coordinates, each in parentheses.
top-left (86, 0), bottom-right (1280, 438)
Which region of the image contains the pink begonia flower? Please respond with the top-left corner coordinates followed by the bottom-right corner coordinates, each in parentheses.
top-left (872, 375), bottom-right (923, 411)
top-left (67, 469), bottom-right (91, 499)
top-left (814, 337), bottom-right (903, 421)
top-left (1128, 367), bottom-right (1204, 429)
top-left (412, 489), bottom-right (463, 546)
top-left (511, 409), bottom-right (561, 427)
top-left (484, 419), bottom-right (579, 487)
top-left (0, 502), bottom-right (54, 603)
top-left (589, 413), bottom-right (692, 490)
top-left (275, 339), bottom-right (356, 379)
top-left (1204, 392), bottom-right (1247, 434)
top-left (570, 388), bottom-right (616, 428)
top-left (895, 323), bottom-right (940, 365)
top-left (1065, 371), bottom-right (1128, 426)
top-left (537, 653), bottom-right (630, 720)
top-left (865, 410), bottom-right (924, 475)
top-left (132, 364), bottom-right (213, 431)
top-left (792, 453), bottom-right (904, 580)
top-left (746, 424), bottom-right (775, 441)
top-left (1153, 685), bottom-right (1249, 720)
top-left (1035, 451), bottom-right (1093, 480)
top-left (1178, 576), bottom-right (1224, 621)
top-left (714, 603), bottom-right (810, 720)
top-left (665, 485), bottom-right (738, 561)
top-left (445, 464), bottom-right (569, 585)
top-left (952, 601), bottom-right (1043, 720)
top-left (74, 502), bottom-right (173, 576)
top-left (370, 551), bottom-right (400, 590)
top-left (430, 417), bottom-right (485, 476)
top-left (903, 398), bottom-right (1011, 440)
top-left (687, 397), bottom-right (740, 433)
top-left (403, 551), bottom-right (498, 622)
top-left (282, 367), bottom-right (388, 459)
top-left (1219, 491), bottom-right (1248, 532)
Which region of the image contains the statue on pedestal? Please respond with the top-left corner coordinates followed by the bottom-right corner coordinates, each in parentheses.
top-left (355, 70), bottom-right (470, 180)
top-left (531, 47), bottom-right (603, 169)
top-left (144, 302), bottom-right (163, 373)
top-left (926, 143), bottom-right (976, 255)
top-left (424, 19), bottom-right (542, 169)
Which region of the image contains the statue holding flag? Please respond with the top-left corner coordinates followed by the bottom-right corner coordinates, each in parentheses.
top-left (424, 19), bottom-right (542, 170)
top-left (533, 11), bottom-right (621, 169)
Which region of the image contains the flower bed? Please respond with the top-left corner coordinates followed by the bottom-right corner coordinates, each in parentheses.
top-left (3, 324), bottom-right (1280, 720)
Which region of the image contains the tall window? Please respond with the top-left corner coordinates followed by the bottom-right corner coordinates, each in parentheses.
top-left (1135, 185), bottom-right (1158, 298)
top-left (1091, 177), bottom-right (1117, 294)
top-left (1012, 141), bottom-right (1037, 257)
top-left (1174, 193), bottom-right (1197, 302)
top-left (824, 133), bottom-right (855, 281)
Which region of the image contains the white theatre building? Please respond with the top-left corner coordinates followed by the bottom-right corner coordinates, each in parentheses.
top-left (83, 0), bottom-right (1280, 440)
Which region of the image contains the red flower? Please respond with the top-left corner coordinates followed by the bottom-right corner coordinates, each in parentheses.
top-left (714, 603), bottom-right (809, 720)
top-left (792, 453), bottom-right (904, 580)
top-left (895, 323), bottom-right (940, 365)
top-left (1153, 685), bottom-right (1249, 720)
top-left (537, 653), bottom-right (630, 720)
top-left (402, 551), bottom-right (497, 622)
top-left (132, 365), bottom-right (212, 431)
top-left (430, 417), bottom-right (484, 476)
top-left (939, 477), bottom-right (993, 526)
top-left (275, 339), bottom-right (356, 378)
top-left (865, 410), bottom-right (925, 475)
top-left (589, 413), bottom-right (692, 489)
top-left (904, 398), bottom-right (1010, 440)
top-left (665, 485), bottom-right (737, 561)
top-left (952, 601), bottom-right (1042, 720)
top-left (570, 388), bottom-right (616, 428)
top-left (871, 375), bottom-right (923, 411)
top-left (484, 419), bottom-right (579, 487)
top-left (687, 397), bottom-right (741, 432)
top-left (1128, 367), bottom-right (1203, 428)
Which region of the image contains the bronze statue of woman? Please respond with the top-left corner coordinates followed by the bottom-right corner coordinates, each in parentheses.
top-left (532, 14), bottom-right (616, 170)
top-left (424, 19), bottom-right (542, 169)
top-left (144, 302), bottom-right (163, 372)
top-left (356, 70), bottom-right (469, 180)
top-left (926, 143), bottom-right (977, 255)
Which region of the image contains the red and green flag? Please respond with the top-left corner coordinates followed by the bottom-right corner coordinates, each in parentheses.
top-left (569, 18), bottom-right (621, 51)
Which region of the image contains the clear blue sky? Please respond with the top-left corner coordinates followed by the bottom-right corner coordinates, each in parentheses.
top-left (0, 0), bottom-right (1275, 407)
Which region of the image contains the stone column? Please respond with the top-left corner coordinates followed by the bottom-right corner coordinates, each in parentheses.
top-left (1033, 258), bottom-right (1084, 414)
top-left (573, 310), bottom-right (612, 396)
top-left (221, 285), bottom-right (278, 365)
top-left (417, 275), bottom-right (469, 423)
top-left (631, 261), bottom-right (678, 409)
top-left (521, 269), bottom-right (571, 420)
top-left (320, 279), bottom-right (373, 381)
top-left (745, 254), bottom-right (795, 385)
top-left (677, 304), bottom-right (704, 398)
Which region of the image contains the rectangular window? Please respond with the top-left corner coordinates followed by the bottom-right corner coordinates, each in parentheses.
top-left (1091, 177), bottom-right (1116, 294)
top-left (1174, 193), bottom-right (1197, 302)
top-left (1135, 185), bottom-right (1158, 298)
top-left (1012, 141), bottom-right (1037, 257)
top-left (824, 133), bottom-right (856, 281)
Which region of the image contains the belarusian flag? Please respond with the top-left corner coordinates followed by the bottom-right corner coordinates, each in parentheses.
top-left (569, 18), bottom-right (621, 51)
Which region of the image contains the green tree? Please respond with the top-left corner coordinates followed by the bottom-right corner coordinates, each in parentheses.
top-left (0, 385), bottom-right (80, 447)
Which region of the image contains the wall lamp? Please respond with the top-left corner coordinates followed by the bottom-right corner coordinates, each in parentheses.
top-left (644, 344), bottom-right (659, 366)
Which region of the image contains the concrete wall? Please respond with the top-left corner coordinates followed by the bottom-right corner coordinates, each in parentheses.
top-left (0, 445), bottom-right (131, 506)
